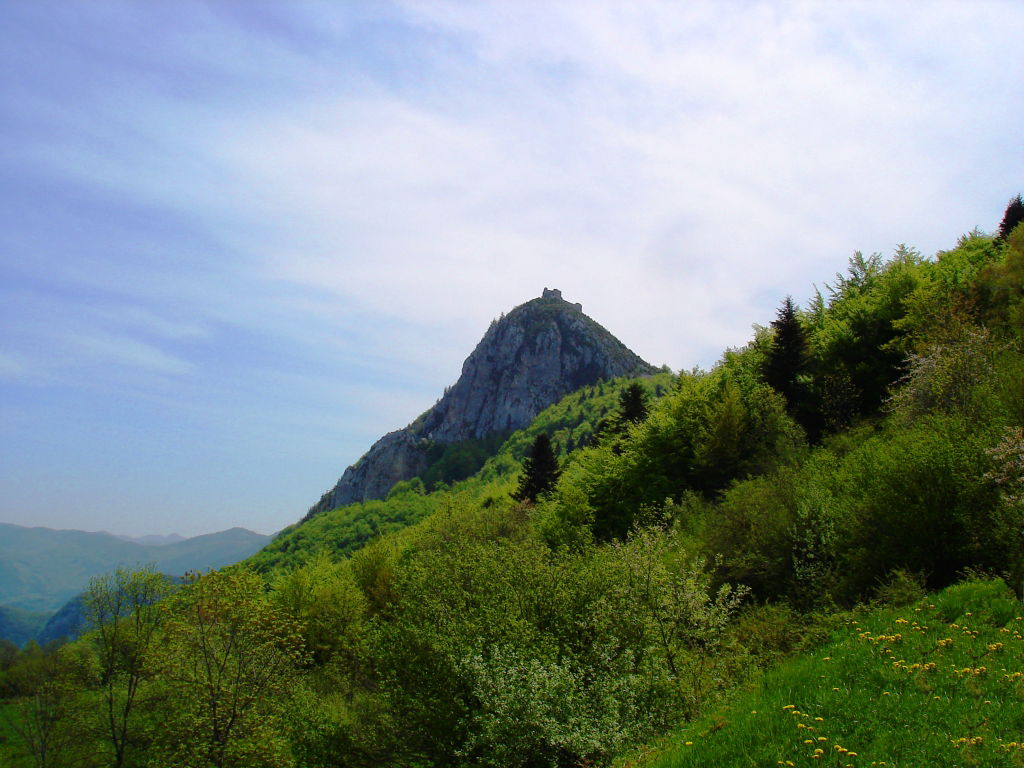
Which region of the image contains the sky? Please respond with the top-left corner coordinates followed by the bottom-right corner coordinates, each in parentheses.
top-left (2, 1), bottom-right (1022, 538)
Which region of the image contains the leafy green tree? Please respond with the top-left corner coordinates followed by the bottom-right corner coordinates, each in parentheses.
top-left (982, 426), bottom-right (1024, 587)
top-left (887, 326), bottom-right (1003, 423)
top-left (352, 498), bottom-right (751, 768)
top-left (84, 567), bottom-right (173, 768)
top-left (976, 224), bottom-right (1024, 338)
top-left (614, 528), bottom-right (748, 704)
top-left (703, 468), bottom-right (798, 599)
top-left (512, 433), bottom-right (561, 504)
top-left (575, 368), bottom-right (800, 541)
top-left (152, 569), bottom-right (306, 768)
top-left (832, 415), bottom-right (1001, 597)
top-left (2, 644), bottom-right (95, 768)
top-left (271, 552), bottom-right (366, 667)
top-left (692, 380), bottom-right (747, 492)
top-left (812, 251), bottom-right (921, 419)
top-left (0, 637), bottom-right (19, 680)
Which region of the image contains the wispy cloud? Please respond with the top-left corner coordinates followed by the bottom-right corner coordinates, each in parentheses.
top-left (64, 332), bottom-right (194, 376)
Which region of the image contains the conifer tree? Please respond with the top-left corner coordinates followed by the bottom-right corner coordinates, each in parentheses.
top-left (762, 296), bottom-right (808, 412)
top-left (997, 194), bottom-right (1024, 241)
top-left (591, 382), bottom-right (650, 447)
top-left (617, 382), bottom-right (649, 426)
top-left (513, 433), bottom-right (561, 503)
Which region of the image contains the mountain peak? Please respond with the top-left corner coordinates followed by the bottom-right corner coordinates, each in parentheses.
top-left (307, 291), bottom-right (656, 517)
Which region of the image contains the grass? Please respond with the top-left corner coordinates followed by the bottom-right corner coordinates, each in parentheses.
top-left (629, 578), bottom-right (1024, 768)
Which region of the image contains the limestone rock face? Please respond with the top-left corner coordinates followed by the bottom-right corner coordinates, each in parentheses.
top-left (312, 290), bottom-right (656, 515)
top-left (326, 429), bottom-right (431, 510)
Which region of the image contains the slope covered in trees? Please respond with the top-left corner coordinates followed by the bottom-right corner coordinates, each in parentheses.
top-left (2, 203), bottom-right (1023, 768)
top-left (247, 373), bottom-right (674, 574)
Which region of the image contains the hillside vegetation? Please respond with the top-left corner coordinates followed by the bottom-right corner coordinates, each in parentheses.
top-left (1, 202), bottom-right (1022, 768)
top-left (249, 373), bottom-right (674, 574)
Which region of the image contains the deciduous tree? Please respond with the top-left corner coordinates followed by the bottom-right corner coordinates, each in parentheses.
top-left (84, 566), bottom-right (173, 768)
top-left (154, 569), bottom-right (306, 768)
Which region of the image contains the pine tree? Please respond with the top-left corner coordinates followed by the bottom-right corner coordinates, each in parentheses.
top-left (617, 382), bottom-right (649, 426)
top-left (512, 433), bottom-right (561, 503)
top-left (591, 382), bottom-right (650, 447)
top-left (762, 296), bottom-right (807, 411)
top-left (997, 194), bottom-right (1024, 241)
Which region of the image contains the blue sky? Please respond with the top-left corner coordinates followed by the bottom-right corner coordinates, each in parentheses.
top-left (2, 1), bottom-right (1022, 537)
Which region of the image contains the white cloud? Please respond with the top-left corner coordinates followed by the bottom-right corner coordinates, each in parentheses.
top-left (155, 1), bottom-right (1011, 376)
top-left (17, 1), bottom-right (1024, 373)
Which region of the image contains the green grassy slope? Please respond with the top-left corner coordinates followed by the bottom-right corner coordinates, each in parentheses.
top-left (634, 579), bottom-right (1024, 768)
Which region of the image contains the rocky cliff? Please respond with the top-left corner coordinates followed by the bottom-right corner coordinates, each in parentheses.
top-left (308, 289), bottom-right (657, 517)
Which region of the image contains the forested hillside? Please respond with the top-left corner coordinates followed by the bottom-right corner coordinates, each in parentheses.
top-left (1, 200), bottom-right (1023, 768)
top-left (249, 373), bottom-right (674, 574)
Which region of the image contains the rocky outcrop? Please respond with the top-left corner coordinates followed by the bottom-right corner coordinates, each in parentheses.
top-left (309, 289), bottom-right (656, 516)
top-left (323, 429), bottom-right (431, 511)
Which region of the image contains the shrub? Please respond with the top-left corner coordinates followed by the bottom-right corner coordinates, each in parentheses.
top-left (930, 578), bottom-right (1019, 626)
top-left (872, 569), bottom-right (927, 607)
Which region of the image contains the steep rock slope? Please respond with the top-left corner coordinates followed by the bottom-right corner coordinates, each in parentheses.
top-left (314, 289), bottom-right (657, 514)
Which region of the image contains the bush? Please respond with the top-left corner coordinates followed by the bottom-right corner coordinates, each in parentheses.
top-left (704, 470), bottom-right (798, 600)
top-left (930, 578), bottom-right (1019, 626)
top-left (872, 569), bottom-right (927, 607)
top-left (731, 602), bottom-right (802, 662)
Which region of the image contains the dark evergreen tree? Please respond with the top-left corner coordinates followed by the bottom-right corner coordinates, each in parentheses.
top-left (591, 382), bottom-right (650, 448)
top-left (763, 295), bottom-right (829, 440)
top-left (512, 433), bottom-right (561, 503)
top-left (762, 296), bottom-right (807, 410)
top-left (997, 194), bottom-right (1024, 241)
top-left (617, 382), bottom-right (649, 426)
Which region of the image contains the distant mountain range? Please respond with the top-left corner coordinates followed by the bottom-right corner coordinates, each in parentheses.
top-left (0, 524), bottom-right (271, 614)
top-left (113, 532), bottom-right (187, 546)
